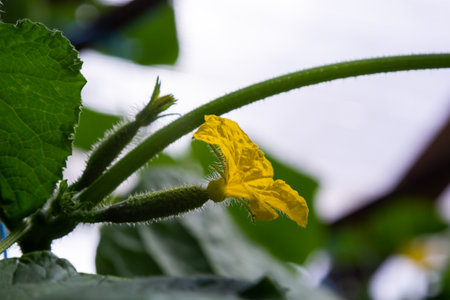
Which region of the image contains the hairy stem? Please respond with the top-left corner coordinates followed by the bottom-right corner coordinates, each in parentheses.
top-left (77, 53), bottom-right (450, 205)
top-left (74, 186), bottom-right (209, 223)
top-left (71, 79), bottom-right (175, 192)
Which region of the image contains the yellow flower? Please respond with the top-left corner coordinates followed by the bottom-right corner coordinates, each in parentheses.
top-left (193, 115), bottom-right (308, 227)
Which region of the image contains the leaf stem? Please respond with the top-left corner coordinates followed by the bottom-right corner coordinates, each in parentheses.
top-left (0, 221), bottom-right (28, 255)
top-left (77, 53), bottom-right (450, 205)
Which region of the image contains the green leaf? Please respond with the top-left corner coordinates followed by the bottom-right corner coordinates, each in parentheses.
top-left (0, 20), bottom-right (86, 226)
top-left (95, 156), bottom-right (338, 299)
top-left (190, 139), bottom-right (219, 177)
top-left (73, 107), bottom-right (121, 150)
top-left (0, 0), bottom-right (99, 29)
top-left (0, 251), bottom-right (286, 300)
top-left (94, 2), bottom-right (179, 66)
top-left (95, 225), bottom-right (165, 277)
top-left (2, 1), bottom-right (179, 66)
top-left (96, 207), bottom-right (339, 299)
top-left (0, 251), bottom-right (78, 285)
top-left (96, 223), bottom-right (214, 277)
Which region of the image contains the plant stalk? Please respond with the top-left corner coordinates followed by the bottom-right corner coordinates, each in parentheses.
top-left (74, 186), bottom-right (210, 223)
top-left (77, 53), bottom-right (450, 206)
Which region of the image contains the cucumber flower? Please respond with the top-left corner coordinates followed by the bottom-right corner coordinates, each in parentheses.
top-left (193, 115), bottom-right (308, 227)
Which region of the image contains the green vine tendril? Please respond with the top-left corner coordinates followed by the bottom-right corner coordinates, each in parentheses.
top-left (77, 54), bottom-right (450, 206)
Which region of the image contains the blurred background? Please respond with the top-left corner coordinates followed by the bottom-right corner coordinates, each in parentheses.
top-left (1, 0), bottom-right (450, 299)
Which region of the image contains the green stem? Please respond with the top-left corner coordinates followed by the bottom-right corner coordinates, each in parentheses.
top-left (71, 80), bottom-right (176, 192)
top-left (77, 54), bottom-right (450, 205)
top-left (74, 186), bottom-right (209, 223)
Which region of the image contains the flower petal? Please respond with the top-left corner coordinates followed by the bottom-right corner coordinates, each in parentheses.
top-left (256, 179), bottom-right (309, 227)
top-left (249, 195), bottom-right (279, 220)
top-left (194, 115), bottom-right (309, 227)
top-left (193, 115), bottom-right (273, 183)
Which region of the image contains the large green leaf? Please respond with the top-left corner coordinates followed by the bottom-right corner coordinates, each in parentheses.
top-left (96, 155), bottom-right (340, 300)
top-left (0, 20), bottom-right (85, 226)
top-left (96, 209), bottom-right (339, 299)
top-left (0, 251), bottom-right (286, 300)
top-left (96, 223), bottom-right (214, 277)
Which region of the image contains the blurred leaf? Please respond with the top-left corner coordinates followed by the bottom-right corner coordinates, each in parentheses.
top-left (93, 2), bottom-right (179, 65)
top-left (190, 139), bottom-right (218, 176)
top-left (134, 165), bottom-right (204, 192)
top-left (95, 225), bottom-right (164, 277)
top-left (1, 251), bottom-right (285, 300)
top-left (73, 107), bottom-right (121, 150)
top-left (330, 196), bottom-right (447, 267)
top-left (96, 148), bottom-right (340, 299)
top-left (2, 0), bottom-right (178, 66)
top-left (96, 221), bottom-right (214, 277)
top-left (138, 222), bottom-right (215, 275)
top-left (433, 261), bottom-right (450, 299)
top-left (45, 276), bottom-right (285, 300)
top-left (0, 20), bottom-right (85, 226)
top-left (180, 206), bottom-right (339, 300)
top-left (1, 0), bottom-right (102, 29)
top-left (96, 207), bottom-right (339, 299)
top-left (240, 277), bottom-right (286, 299)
